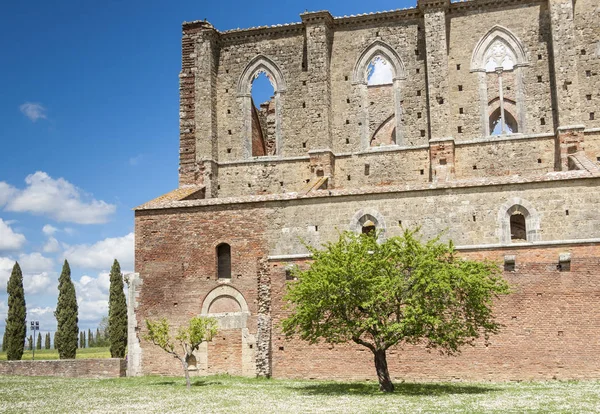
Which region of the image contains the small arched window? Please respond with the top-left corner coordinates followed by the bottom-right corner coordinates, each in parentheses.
top-left (510, 212), bottom-right (527, 241)
top-left (217, 243), bottom-right (231, 279)
top-left (362, 219), bottom-right (376, 235)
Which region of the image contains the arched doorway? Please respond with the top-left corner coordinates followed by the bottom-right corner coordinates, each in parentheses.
top-left (197, 285), bottom-right (255, 376)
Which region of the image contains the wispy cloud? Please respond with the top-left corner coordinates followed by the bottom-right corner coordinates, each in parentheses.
top-left (19, 102), bottom-right (47, 122)
top-left (64, 232), bottom-right (134, 270)
top-left (0, 219), bottom-right (26, 251)
top-left (129, 154), bottom-right (144, 166)
top-left (0, 172), bottom-right (116, 224)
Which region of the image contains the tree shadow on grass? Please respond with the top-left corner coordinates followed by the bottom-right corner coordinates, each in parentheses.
top-left (152, 380), bottom-right (223, 387)
top-left (290, 382), bottom-right (498, 397)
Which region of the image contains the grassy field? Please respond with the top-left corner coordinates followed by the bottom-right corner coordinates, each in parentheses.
top-left (0, 375), bottom-right (599, 413)
top-left (0, 347), bottom-right (110, 361)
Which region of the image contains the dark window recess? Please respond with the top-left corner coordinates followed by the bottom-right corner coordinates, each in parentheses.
top-left (504, 262), bottom-right (516, 272)
top-left (364, 164), bottom-right (370, 176)
top-left (417, 90), bottom-right (421, 96)
top-left (538, 158), bottom-right (542, 163)
top-left (420, 130), bottom-right (426, 137)
top-left (510, 213), bottom-right (527, 241)
top-left (540, 118), bottom-right (546, 126)
top-left (459, 108), bottom-right (464, 114)
top-left (457, 64), bottom-right (461, 70)
top-left (587, 95), bottom-right (592, 101)
top-left (558, 261), bottom-right (571, 272)
top-left (285, 268), bottom-right (294, 281)
top-left (458, 85), bottom-right (463, 91)
top-left (345, 76), bottom-right (349, 81)
top-left (217, 243), bottom-right (231, 279)
top-left (591, 113), bottom-right (595, 121)
top-left (417, 112), bottom-right (422, 119)
top-left (458, 126), bottom-right (463, 133)
top-left (537, 76), bottom-right (543, 83)
top-left (362, 220), bottom-right (376, 235)
top-left (538, 54), bottom-right (542, 60)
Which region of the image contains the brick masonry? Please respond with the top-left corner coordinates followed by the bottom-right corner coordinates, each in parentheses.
top-left (131, 0), bottom-right (600, 381)
top-left (0, 359), bottom-right (126, 379)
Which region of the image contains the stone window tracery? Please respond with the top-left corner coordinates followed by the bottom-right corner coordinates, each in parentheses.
top-left (472, 26), bottom-right (529, 137)
top-left (497, 198), bottom-right (541, 244)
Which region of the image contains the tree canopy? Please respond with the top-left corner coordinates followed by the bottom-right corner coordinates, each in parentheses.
top-left (282, 228), bottom-right (511, 392)
top-left (144, 316), bottom-right (218, 389)
top-left (5, 262), bottom-right (26, 360)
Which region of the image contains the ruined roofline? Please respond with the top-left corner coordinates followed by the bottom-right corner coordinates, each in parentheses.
top-left (182, 0), bottom-right (543, 39)
top-left (135, 170), bottom-right (599, 211)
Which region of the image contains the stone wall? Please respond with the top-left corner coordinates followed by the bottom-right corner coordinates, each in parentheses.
top-left (0, 359), bottom-right (126, 379)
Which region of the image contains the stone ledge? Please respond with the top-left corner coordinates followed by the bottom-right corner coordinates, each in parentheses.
top-left (135, 170), bottom-right (599, 211)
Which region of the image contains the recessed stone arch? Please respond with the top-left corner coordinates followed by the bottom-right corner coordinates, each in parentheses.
top-left (471, 26), bottom-right (529, 137)
top-left (497, 197), bottom-right (541, 244)
top-left (352, 40), bottom-right (407, 149)
top-left (237, 55), bottom-right (286, 159)
top-left (349, 208), bottom-right (387, 243)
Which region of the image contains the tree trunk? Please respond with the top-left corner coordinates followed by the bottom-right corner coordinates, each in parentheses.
top-left (180, 357), bottom-right (191, 390)
top-left (373, 349), bottom-right (394, 393)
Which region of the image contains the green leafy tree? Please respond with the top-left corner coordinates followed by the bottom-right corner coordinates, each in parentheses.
top-left (45, 332), bottom-right (50, 350)
top-left (36, 333), bottom-right (42, 350)
top-left (5, 262), bottom-right (26, 360)
top-left (55, 260), bottom-right (79, 359)
top-left (282, 229), bottom-right (511, 392)
top-left (144, 317), bottom-right (218, 389)
top-left (108, 260), bottom-right (127, 358)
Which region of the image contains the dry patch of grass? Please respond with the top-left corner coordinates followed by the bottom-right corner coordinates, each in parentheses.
top-left (0, 375), bottom-right (599, 413)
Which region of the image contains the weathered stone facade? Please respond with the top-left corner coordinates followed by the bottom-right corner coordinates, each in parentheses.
top-left (132, 0), bottom-right (600, 381)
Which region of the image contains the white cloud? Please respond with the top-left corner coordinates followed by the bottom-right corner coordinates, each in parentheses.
top-left (42, 224), bottom-right (58, 235)
top-left (0, 172), bottom-right (116, 224)
top-left (43, 237), bottom-right (60, 253)
top-left (0, 257), bottom-right (14, 291)
top-left (23, 272), bottom-right (53, 295)
top-left (0, 219), bottom-right (26, 251)
top-left (19, 102), bottom-right (47, 122)
top-left (64, 232), bottom-right (134, 270)
top-left (75, 272), bottom-right (110, 323)
top-left (129, 154), bottom-right (143, 166)
top-left (367, 58), bottom-right (393, 86)
top-left (18, 252), bottom-right (54, 274)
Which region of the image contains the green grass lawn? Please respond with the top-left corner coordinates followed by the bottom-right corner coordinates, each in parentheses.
top-left (0, 374), bottom-right (599, 413)
top-left (0, 347), bottom-right (110, 361)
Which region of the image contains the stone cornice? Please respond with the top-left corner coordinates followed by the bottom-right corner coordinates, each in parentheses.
top-left (135, 170), bottom-right (599, 211)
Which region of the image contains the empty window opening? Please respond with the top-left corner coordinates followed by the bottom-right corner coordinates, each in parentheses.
top-left (459, 108), bottom-right (464, 114)
top-left (538, 54), bottom-right (542, 60)
top-left (537, 76), bottom-right (543, 83)
top-left (438, 97), bottom-right (444, 105)
top-left (367, 55), bottom-right (393, 86)
top-left (417, 90), bottom-right (421, 96)
top-left (251, 71), bottom-right (276, 157)
top-left (473, 165), bottom-right (478, 170)
top-left (346, 120), bottom-right (350, 124)
top-left (417, 112), bottom-right (422, 118)
top-left (227, 148), bottom-right (232, 153)
top-left (457, 64), bottom-right (461, 70)
top-left (228, 130), bottom-right (232, 135)
top-left (420, 169), bottom-right (424, 175)
top-left (587, 95), bottom-right (592, 101)
top-left (473, 215), bottom-right (477, 222)
top-left (540, 118), bottom-right (546, 126)
top-left (302, 142), bottom-right (306, 148)
top-left (458, 126), bottom-right (463, 133)
top-left (302, 102), bottom-right (306, 108)
top-left (591, 113), bottom-right (595, 121)
top-left (538, 158), bottom-right (542, 163)
top-left (217, 243), bottom-right (231, 279)
top-left (362, 220), bottom-right (376, 235)
top-left (586, 70), bottom-right (591, 78)
top-left (302, 80), bottom-right (307, 86)
top-left (416, 68), bottom-right (420, 74)
top-left (581, 49), bottom-right (587, 55)
top-left (346, 138), bottom-right (350, 144)
top-left (346, 98), bottom-right (350, 103)
top-left (364, 164), bottom-right (370, 176)
top-left (347, 175), bottom-right (351, 181)
top-left (566, 210), bottom-right (569, 216)
top-left (345, 75), bottom-right (349, 81)
top-left (420, 130), bottom-right (426, 137)
top-left (227, 109), bottom-right (231, 114)
top-left (510, 212), bottom-right (527, 242)
top-left (490, 107), bottom-right (518, 136)
top-left (225, 88), bottom-right (228, 93)
top-left (458, 85), bottom-right (463, 91)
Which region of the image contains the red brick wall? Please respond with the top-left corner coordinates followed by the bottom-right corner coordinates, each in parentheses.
top-left (208, 330), bottom-right (243, 374)
top-left (0, 359), bottom-right (126, 379)
top-left (271, 244), bottom-right (600, 381)
top-left (135, 205), bottom-right (269, 375)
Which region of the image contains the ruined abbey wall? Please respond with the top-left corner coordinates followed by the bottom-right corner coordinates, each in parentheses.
top-left (132, 0), bottom-right (600, 381)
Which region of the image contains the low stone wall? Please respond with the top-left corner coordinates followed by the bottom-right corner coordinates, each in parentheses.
top-left (0, 359), bottom-right (126, 378)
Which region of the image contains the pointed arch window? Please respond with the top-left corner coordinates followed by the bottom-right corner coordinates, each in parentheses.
top-left (472, 27), bottom-right (529, 137)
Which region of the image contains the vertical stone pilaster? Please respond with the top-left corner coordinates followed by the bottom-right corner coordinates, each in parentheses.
top-left (179, 21), bottom-right (220, 188)
top-left (255, 257), bottom-right (272, 378)
top-left (125, 272), bottom-right (142, 377)
top-left (419, 0), bottom-right (451, 141)
top-left (301, 11), bottom-right (334, 149)
top-left (548, 0), bottom-right (583, 129)
top-left (309, 150), bottom-right (336, 188)
top-left (557, 126), bottom-right (586, 170)
top-left (200, 160), bottom-right (219, 198)
top-left (429, 138), bottom-right (455, 183)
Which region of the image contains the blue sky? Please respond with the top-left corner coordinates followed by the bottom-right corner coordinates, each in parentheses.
top-left (0, 0), bottom-right (416, 342)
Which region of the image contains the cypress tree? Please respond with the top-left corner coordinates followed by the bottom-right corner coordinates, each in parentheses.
top-left (54, 260), bottom-right (78, 359)
top-left (108, 259), bottom-right (127, 358)
top-left (2, 330), bottom-right (6, 352)
top-left (45, 333), bottom-right (50, 350)
top-left (52, 332), bottom-right (56, 349)
top-left (88, 329), bottom-right (93, 347)
top-left (36, 332), bottom-right (42, 350)
top-left (5, 262), bottom-right (26, 360)
top-left (28, 335), bottom-right (33, 351)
